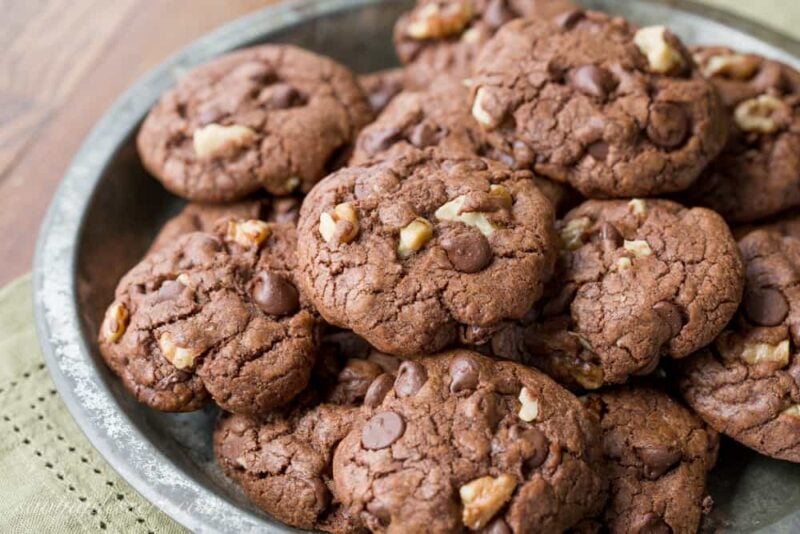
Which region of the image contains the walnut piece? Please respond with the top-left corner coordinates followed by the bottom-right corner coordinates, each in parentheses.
top-left (471, 87), bottom-right (501, 129)
top-left (623, 239), bottom-right (652, 258)
top-left (406, 0), bottom-right (473, 40)
top-left (460, 474), bottom-right (517, 530)
top-left (226, 219), bottom-right (271, 248)
top-left (633, 26), bottom-right (684, 74)
top-left (628, 198), bottom-right (648, 217)
top-left (559, 217), bottom-right (592, 251)
top-left (320, 202), bottom-right (360, 244)
top-left (193, 123), bottom-right (256, 158)
top-left (518, 387), bottom-right (540, 422)
top-left (782, 405), bottom-right (800, 418)
top-left (397, 217), bottom-right (434, 258)
top-left (734, 94), bottom-right (785, 134)
top-left (700, 53), bottom-right (760, 79)
top-left (158, 332), bottom-right (203, 370)
top-left (435, 195), bottom-right (497, 236)
top-left (103, 302), bottom-right (129, 343)
top-left (740, 339), bottom-right (790, 367)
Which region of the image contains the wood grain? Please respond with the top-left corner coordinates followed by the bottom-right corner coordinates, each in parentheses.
top-left (0, 0), bottom-right (275, 285)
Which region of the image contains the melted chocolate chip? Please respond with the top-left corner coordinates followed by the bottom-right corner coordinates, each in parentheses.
top-left (361, 411), bottom-right (405, 450)
top-left (637, 445), bottom-right (682, 479)
top-left (364, 373), bottom-right (395, 408)
top-left (449, 354), bottom-right (481, 393)
top-left (441, 230), bottom-right (493, 273)
top-left (554, 8), bottom-right (585, 29)
top-left (510, 424), bottom-right (549, 470)
top-left (394, 361), bottom-right (428, 397)
top-left (409, 121), bottom-right (443, 148)
top-left (653, 301), bottom-right (683, 337)
top-left (482, 517), bottom-right (512, 534)
top-left (744, 287), bottom-right (789, 326)
top-left (596, 221), bottom-right (623, 249)
top-left (252, 271), bottom-right (299, 316)
top-left (263, 82), bottom-right (305, 109)
top-left (484, 0), bottom-right (515, 30)
top-left (363, 126), bottom-right (403, 155)
top-left (647, 102), bottom-right (688, 148)
top-left (587, 140), bottom-right (609, 160)
top-left (572, 65), bottom-right (616, 100)
top-left (155, 280), bottom-right (185, 303)
top-left (336, 359), bottom-right (383, 404)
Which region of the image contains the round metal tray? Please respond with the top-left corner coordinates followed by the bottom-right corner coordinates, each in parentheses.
top-left (33, 0), bottom-right (800, 532)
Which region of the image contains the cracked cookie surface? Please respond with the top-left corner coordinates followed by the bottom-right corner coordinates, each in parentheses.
top-left (332, 350), bottom-right (607, 533)
top-left (214, 330), bottom-right (397, 533)
top-left (296, 153), bottom-right (556, 357)
top-left (137, 44), bottom-right (372, 201)
top-left (679, 220), bottom-right (800, 462)
top-left (489, 199), bottom-right (743, 388)
top-left (148, 197), bottom-right (301, 253)
top-left (470, 11), bottom-right (727, 198)
top-left (682, 46), bottom-right (800, 223)
top-left (98, 222), bottom-right (318, 415)
top-left (395, 0), bottom-right (576, 88)
top-left (584, 387), bottom-right (718, 534)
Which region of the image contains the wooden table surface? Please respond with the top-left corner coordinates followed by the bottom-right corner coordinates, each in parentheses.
top-left (0, 0), bottom-right (796, 287)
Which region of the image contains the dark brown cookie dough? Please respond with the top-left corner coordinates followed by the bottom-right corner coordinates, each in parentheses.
top-left (214, 330), bottom-right (394, 533)
top-left (297, 153), bottom-right (557, 357)
top-left (490, 199), bottom-right (743, 388)
top-left (137, 45), bottom-right (372, 202)
top-left (332, 350), bottom-right (607, 533)
top-left (395, 0), bottom-right (576, 88)
top-left (584, 387), bottom-right (718, 534)
top-left (470, 11), bottom-right (728, 198)
top-left (98, 221), bottom-right (318, 415)
top-left (681, 47), bottom-right (800, 223)
top-left (679, 222), bottom-right (800, 462)
top-left (147, 197), bottom-right (301, 253)
top-left (358, 68), bottom-right (406, 115)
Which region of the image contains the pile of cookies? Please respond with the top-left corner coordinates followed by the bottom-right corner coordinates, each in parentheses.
top-left (97, 0), bottom-right (800, 532)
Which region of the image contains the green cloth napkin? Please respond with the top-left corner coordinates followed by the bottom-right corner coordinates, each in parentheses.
top-left (0, 275), bottom-right (186, 533)
top-left (1, 2), bottom-right (797, 532)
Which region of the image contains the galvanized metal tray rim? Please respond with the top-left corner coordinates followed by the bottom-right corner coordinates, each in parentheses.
top-left (32, 1), bottom-right (800, 532)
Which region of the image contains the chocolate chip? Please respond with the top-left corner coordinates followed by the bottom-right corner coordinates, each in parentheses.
top-left (572, 65), bottom-right (616, 100)
top-left (637, 445), bottom-right (681, 479)
top-left (362, 126), bottom-right (403, 155)
top-left (361, 411), bottom-right (405, 450)
top-left (364, 373), bottom-right (395, 408)
top-left (197, 106), bottom-right (224, 126)
top-left (631, 512), bottom-right (672, 534)
top-left (155, 280), bottom-right (185, 303)
top-left (512, 140), bottom-right (535, 169)
top-left (482, 517), bottom-right (512, 534)
top-left (441, 230), bottom-right (493, 273)
top-left (369, 351), bottom-right (401, 373)
top-left (653, 301), bottom-right (683, 337)
top-left (594, 222), bottom-right (623, 249)
top-left (252, 272), bottom-right (299, 316)
top-left (554, 8), bottom-right (585, 29)
top-left (510, 424), bottom-right (549, 470)
top-left (182, 235), bottom-right (223, 267)
top-left (449, 354), bottom-right (481, 393)
top-left (336, 359), bottom-right (383, 404)
top-left (394, 361), bottom-right (428, 397)
top-left (744, 287), bottom-right (789, 326)
top-left (409, 121), bottom-right (442, 148)
top-left (484, 0), bottom-right (515, 30)
top-left (587, 140), bottom-right (609, 160)
top-left (262, 82), bottom-right (304, 109)
top-left (647, 102), bottom-right (688, 148)
top-left (232, 61), bottom-right (276, 83)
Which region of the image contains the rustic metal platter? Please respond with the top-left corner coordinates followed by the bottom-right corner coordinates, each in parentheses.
top-left (33, 0), bottom-right (800, 532)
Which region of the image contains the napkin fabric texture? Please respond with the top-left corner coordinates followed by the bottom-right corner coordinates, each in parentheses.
top-left (0, 275), bottom-right (185, 533)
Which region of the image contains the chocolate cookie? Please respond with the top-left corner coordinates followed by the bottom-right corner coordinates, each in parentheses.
top-left (148, 197), bottom-right (301, 253)
top-left (682, 47), bottom-right (800, 223)
top-left (470, 11), bottom-right (728, 198)
top-left (332, 350), bottom-right (607, 532)
top-left (490, 199), bottom-right (743, 388)
top-left (359, 68), bottom-right (406, 115)
top-left (679, 222), bottom-right (800, 462)
top-left (584, 387), bottom-right (718, 534)
top-left (296, 153), bottom-right (557, 357)
top-left (137, 45), bottom-right (372, 201)
top-left (395, 0), bottom-right (576, 88)
top-left (98, 221), bottom-right (318, 415)
top-left (214, 330), bottom-right (394, 532)
top-left (350, 76), bottom-right (575, 213)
